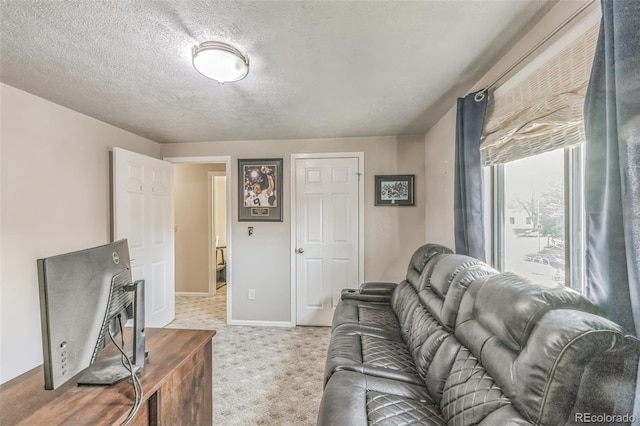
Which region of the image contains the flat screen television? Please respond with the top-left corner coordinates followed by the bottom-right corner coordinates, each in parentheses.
top-left (36, 239), bottom-right (146, 399)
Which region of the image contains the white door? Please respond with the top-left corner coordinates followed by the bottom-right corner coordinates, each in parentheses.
top-left (113, 148), bottom-right (175, 328)
top-left (295, 156), bottom-right (361, 326)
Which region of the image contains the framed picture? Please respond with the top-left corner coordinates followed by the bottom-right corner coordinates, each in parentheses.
top-left (374, 175), bottom-right (415, 206)
top-left (238, 158), bottom-right (283, 221)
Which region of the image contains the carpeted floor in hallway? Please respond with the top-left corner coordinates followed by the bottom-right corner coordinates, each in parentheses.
top-left (166, 285), bottom-right (331, 426)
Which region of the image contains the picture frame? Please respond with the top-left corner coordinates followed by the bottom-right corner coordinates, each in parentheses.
top-left (374, 175), bottom-right (415, 206)
top-left (238, 158), bottom-right (283, 221)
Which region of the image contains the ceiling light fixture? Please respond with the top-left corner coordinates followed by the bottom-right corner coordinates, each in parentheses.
top-left (192, 41), bottom-right (249, 83)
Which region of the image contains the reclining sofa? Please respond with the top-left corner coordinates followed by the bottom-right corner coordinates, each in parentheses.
top-left (318, 243), bottom-right (640, 425)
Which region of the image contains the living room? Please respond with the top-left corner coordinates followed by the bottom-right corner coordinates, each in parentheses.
top-left (1, 0), bottom-right (639, 424)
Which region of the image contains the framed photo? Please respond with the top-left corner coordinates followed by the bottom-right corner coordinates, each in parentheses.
top-left (238, 158), bottom-right (283, 221)
top-left (374, 175), bottom-right (415, 206)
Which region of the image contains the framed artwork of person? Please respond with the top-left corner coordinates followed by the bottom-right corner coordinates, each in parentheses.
top-left (238, 158), bottom-right (284, 221)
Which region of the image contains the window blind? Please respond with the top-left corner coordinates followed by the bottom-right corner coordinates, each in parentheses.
top-left (481, 24), bottom-right (599, 166)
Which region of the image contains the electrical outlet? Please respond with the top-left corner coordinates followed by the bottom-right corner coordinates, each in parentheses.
top-left (248, 289), bottom-right (255, 300)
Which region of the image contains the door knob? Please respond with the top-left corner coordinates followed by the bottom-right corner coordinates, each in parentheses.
top-left (297, 248), bottom-right (304, 254)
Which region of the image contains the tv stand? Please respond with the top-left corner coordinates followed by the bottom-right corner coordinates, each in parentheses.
top-left (0, 328), bottom-right (215, 425)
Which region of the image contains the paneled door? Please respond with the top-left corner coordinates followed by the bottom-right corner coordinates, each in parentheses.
top-left (113, 148), bottom-right (175, 328)
top-left (294, 156), bottom-right (362, 326)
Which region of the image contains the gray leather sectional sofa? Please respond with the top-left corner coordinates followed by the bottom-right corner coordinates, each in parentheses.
top-left (318, 243), bottom-right (640, 425)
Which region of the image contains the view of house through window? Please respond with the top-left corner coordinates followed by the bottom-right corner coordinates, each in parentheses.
top-left (503, 149), bottom-right (565, 285)
top-left (481, 17), bottom-right (595, 292)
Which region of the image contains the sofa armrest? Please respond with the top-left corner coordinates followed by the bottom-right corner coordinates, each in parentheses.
top-left (358, 281), bottom-right (397, 295)
top-left (340, 282), bottom-right (397, 303)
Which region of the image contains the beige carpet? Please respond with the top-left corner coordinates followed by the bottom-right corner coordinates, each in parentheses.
top-left (166, 287), bottom-right (331, 426)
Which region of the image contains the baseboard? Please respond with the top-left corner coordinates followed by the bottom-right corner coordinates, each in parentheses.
top-left (228, 319), bottom-right (294, 327)
top-left (175, 291), bottom-right (212, 297)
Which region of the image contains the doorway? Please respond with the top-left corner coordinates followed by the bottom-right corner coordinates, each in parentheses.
top-left (210, 173), bottom-right (227, 293)
top-left (166, 156), bottom-right (232, 325)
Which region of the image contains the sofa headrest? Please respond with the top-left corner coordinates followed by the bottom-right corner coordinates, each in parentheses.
top-left (409, 243), bottom-right (454, 275)
top-left (426, 254), bottom-right (484, 296)
top-left (457, 300), bottom-right (640, 425)
top-left (516, 310), bottom-right (640, 424)
top-left (454, 272), bottom-right (638, 424)
top-left (420, 264), bottom-right (497, 331)
top-left (470, 272), bottom-right (600, 352)
top-left (406, 243), bottom-right (453, 288)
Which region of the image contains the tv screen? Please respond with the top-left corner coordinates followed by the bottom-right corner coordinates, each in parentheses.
top-left (37, 239), bottom-right (144, 391)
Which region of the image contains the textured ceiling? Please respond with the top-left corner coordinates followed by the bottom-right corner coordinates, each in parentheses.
top-left (0, 0), bottom-right (555, 144)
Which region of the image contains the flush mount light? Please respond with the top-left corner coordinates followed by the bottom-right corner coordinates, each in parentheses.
top-left (192, 41), bottom-right (249, 83)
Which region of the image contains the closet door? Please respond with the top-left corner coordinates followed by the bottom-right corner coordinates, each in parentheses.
top-left (294, 156), bottom-right (361, 326)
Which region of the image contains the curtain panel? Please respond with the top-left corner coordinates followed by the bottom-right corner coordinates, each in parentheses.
top-left (454, 91), bottom-right (488, 261)
top-left (583, 0), bottom-right (640, 418)
top-left (584, 0), bottom-right (640, 339)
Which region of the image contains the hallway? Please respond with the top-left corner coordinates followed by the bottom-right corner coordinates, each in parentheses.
top-left (169, 285), bottom-right (227, 329)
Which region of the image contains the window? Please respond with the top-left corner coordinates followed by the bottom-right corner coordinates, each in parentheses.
top-left (481, 18), bottom-right (596, 293)
top-left (485, 145), bottom-right (584, 291)
top-left (504, 149), bottom-right (565, 285)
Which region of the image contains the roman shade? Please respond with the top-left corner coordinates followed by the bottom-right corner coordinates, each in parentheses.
top-left (481, 24), bottom-right (599, 166)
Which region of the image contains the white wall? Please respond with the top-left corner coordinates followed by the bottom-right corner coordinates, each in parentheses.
top-left (161, 135), bottom-right (426, 323)
top-left (423, 1), bottom-right (597, 247)
top-left (0, 83), bottom-right (160, 383)
top-left (174, 163), bottom-right (225, 294)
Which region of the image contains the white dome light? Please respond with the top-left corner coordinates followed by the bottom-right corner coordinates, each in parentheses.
top-left (192, 41), bottom-right (249, 83)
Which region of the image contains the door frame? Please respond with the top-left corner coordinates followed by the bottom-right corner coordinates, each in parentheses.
top-left (290, 152), bottom-right (365, 326)
top-left (208, 172), bottom-right (226, 295)
top-left (164, 156), bottom-right (232, 325)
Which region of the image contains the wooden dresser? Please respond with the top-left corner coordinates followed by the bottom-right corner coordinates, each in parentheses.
top-left (0, 328), bottom-right (216, 425)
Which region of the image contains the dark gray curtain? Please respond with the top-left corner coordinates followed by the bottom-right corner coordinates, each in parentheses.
top-left (584, 0), bottom-right (640, 418)
top-left (584, 0), bottom-right (640, 337)
top-left (454, 91), bottom-right (488, 261)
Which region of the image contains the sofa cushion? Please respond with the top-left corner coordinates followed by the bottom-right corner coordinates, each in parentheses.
top-left (332, 280), bottom-right (418, 333)
top-left (420, 264), bottom-right (496, 331)
top-left (318, 371), bottom-right (446, 426)
top-left (468, 272), bottom-right (600, 351)
top-left (509, 310), bottom-right (639, 425)
top-left (367, 391), bottom-right (445, 426)
top-left (455, 273), bottom-right (640, 425)
top-left (440, 345), bottom-right (510, 424)
top-left (405, 243), bottom-right (455, 290)
top-left (325, 284), bottom-right (423, 386)
top-left (323, 331), bottom-right (423, 386)
top-left (426, 254), bottom-right (485, 296)
top-left (331, 299), bottom-right (397, 331)
top-left (414, 332), bottom-right (460, 406)
top-left (319, 359), bottom-right (533, 426)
